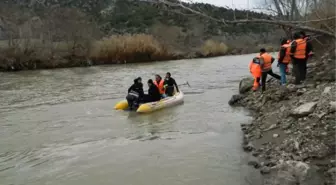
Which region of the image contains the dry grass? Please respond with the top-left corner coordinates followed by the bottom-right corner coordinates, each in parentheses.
top-left (89, 34), bottom-right (171, 64)
top-left (0, 34), bottom-right (178, 70)
top-left (0, 38), bottom-right (88, 70)
top-left (201, 40), bottom-right (229, 57)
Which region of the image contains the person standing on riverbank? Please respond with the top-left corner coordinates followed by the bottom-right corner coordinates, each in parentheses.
top-left (259, 48), bottom-right (281, 92)
top-left (249, 57), bottom-right (262, 91)
top-left (290, 32), bottom-right (313, 84)
top-left (277, 38), bottom-right (292, 85)
top-left (300, 31), bottom-right (314, 59)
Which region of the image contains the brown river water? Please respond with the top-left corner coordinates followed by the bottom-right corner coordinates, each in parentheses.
top-left (0, 54), bottom-right (266, 185)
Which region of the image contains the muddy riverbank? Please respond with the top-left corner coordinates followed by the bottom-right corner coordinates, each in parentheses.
top-left (229, 51), bottom-right (336, 185)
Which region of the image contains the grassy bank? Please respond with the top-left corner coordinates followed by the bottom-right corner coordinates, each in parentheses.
top-left (0, 34), bottom-right (274, 71)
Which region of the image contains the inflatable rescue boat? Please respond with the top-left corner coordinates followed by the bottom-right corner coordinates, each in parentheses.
top-left (114, 91), bottom-right (184, 113)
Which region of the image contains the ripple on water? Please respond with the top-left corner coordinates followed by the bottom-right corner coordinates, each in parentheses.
top-left (0, 54), bottom-right (264, 185)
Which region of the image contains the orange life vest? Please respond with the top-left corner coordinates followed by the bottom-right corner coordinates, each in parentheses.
top-left (277, 44), bottom-right (291, 64)
top-left (249, 57), bottom-right (261, 78)
top-left (154, 79), bottom-right (165, 94)
top-left (260, 53), bottom-right (272, 70)
top-left (292, 38), bottom-right (307, 59)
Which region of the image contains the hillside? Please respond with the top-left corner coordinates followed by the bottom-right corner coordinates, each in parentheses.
top-left (0, 0), bottom-right (281, 71)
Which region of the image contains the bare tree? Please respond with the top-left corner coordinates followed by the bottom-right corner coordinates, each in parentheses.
top-left (152, 0), bottom-right (336, 38)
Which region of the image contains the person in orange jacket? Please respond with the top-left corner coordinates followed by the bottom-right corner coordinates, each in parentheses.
top-left (300, 31), bottom-right (314, 58)
top-left (153, 74), bottom-right (166, 98)
top-left (277, 38), bottom-right (292, 85)
top-left (259, 48), bottom-right (281, 92)
top-left (290, 32), bottom-right (313, 84)
top-left (285, 39), bottom-right (292, 74)
top-left (249, 57), bottom-right (262, 91)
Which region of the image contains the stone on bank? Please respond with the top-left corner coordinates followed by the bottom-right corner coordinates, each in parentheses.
top-left (329, 101), bottom-right (336, 112)
top-left (290, 102), bottom-right (318, 118)
top-left (239, 77), bottom-right (254, 94)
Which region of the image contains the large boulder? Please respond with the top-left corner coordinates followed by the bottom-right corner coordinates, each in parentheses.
top-left (228, 94), bottom-right (244, 106)
top-left (264, 161), bottom-right (323, 185)
top-left (239, 77), bottom-right (254, 94)
top-left (291, 102), bottom-right (317, 118)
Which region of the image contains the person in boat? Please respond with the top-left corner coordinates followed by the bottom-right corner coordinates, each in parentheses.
top-left (143, 79), bottom-right (161, 103)
top-left (154, 74), bottom-right (166, 98)
top-left (126, 77), bottom-right (144, 110)
top-left (164, 72), bottom-right (179, 96)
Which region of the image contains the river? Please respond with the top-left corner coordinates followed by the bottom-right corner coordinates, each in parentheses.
top-left (0, 54), bottom-right (264, 185)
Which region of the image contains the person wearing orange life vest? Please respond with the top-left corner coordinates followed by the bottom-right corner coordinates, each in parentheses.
top-left (300, 31), bottom-right (314, 58)
top-left (290, 32), bottom-right (313, 84)
top-left (277, 38), bottom-right (292, 85)
top-left (285, 39), bottom-right (292, 74)
top-left (153, 74), bottom-right (165, 98)
top-left (249, 57), bottom-right (262, 91)
top-left (259, 48), bottom-right (281, 92)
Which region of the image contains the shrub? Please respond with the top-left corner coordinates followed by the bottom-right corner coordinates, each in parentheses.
top-left (201, 39), bottom-right (228, 57)
top-left (89, 34), bottom-right (171, 64)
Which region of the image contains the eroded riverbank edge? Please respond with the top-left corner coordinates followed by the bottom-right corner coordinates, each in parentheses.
top-left (229, 51), bottom-right (336, 185)
top-left (0, 51), bottom-right (262, 72)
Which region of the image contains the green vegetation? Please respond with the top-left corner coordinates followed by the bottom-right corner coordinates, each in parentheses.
top-left (0, 0), bottom-right (280, 71)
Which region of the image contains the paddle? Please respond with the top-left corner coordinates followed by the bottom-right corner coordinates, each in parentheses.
top-left (178, 81), bottom-right (191, 87)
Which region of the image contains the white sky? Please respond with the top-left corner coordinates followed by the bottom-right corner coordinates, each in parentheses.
top-left (184, 0), bottom-right (260, 10)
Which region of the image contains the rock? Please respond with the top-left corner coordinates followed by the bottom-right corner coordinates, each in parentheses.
top-left (314, 112), bottom-right (326, 119)
top-left (291, 102), bottom-right (318, 118)
top-left (239, 77), bottom-right (254, 94)
top-left (273, 134), bottom-right (279, 138)
top-left (260, 166), bottom-right (271, 174)
top-left (282, 121), bottom-right (293, 130)
top-left (328, 167), bottom-right (336, 174)
top-left (252, 151), bottom-right (260, 157)
top-left (264, 160), bottom-right (277, 167)
top-left (287, 84), bottom-right (297, 92)
top-left (265, 124), bottom-right (278, 131)
top-left (307, 62), bottom-right (317, 68)
top-left (228, 94), bottom-right (245, 106)
top-left (267, 161), bottom-right (323, 185)
top-left (323, 86), bottom-right (332, 94)
top-left (330, 101), bottom-right (336, 112)
top-left (243, 142), bottom-right (254, 152)
top-left (248, 160), bottom-right (261, 169)
top-left (297, 88), bottom-right (306, 96)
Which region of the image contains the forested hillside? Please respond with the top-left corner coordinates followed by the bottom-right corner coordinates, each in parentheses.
top-left (0, 0), bottom-right (280, 71)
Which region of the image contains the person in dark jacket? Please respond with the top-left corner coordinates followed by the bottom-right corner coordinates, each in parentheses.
top-left (164, 72), bottom-right (179, 96)
top-left (143, 79), bottom-right (161, 103)
top-left (290, 32), bottom-right (313, 84)
top-left (126, 77), bottom-right (144, 110)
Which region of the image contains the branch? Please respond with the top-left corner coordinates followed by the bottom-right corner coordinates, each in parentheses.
top-left (225, 19), bottom-right (335, 38)
top-left (314, 11), bottom-right (334, 33)
top-left (154, 0), bottom-right (336, 38)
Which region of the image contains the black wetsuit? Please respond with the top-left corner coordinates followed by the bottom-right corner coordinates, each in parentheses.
top-left (126, 80), bottom-right (144, 109)
top-left (143, 85), bottom-right (161, 103)
top-left (164, 77), bottom-right (179, 96)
